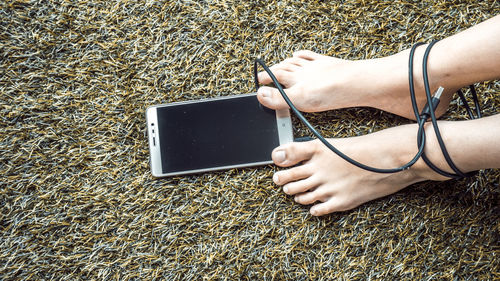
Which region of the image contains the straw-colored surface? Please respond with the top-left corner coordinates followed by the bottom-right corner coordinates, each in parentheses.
top-left (1, 0), bottom-right (499, 279)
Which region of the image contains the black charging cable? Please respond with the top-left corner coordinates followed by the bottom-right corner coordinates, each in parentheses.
top-left (254, 41), bottom-right (481, 177)
top-left (409, 41), bottom-right (480, 179)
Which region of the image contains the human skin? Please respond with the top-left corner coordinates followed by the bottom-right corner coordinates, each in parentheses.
top-left (256, 15), bottom-right (500, 216)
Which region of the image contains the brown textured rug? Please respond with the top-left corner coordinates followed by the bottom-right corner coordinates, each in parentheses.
top-left (1, 0), bottom-right (499, 279)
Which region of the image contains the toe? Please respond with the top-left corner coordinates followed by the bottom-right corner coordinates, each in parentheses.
top-left (309, 201), bottom-right (336, 216)
top-left (257, 86), bottom-right (298, 110)
top-left (293, 50), bottom-right (324, 61)
top-left (294, 190), bottom-right (321, 205)
top-left (273, 164), bottom-right (313, 185)
top-left (282, 57), bottom-right (307, 67)
top-left (272, 141), bottom-right (317, 167)
top-left (257, 71), bottom-right (271, 84)
top-left (310, 197), bottom-right (352, 216)
top-left (295, 183), bottom-right (336, 204)
top-left (280, 174), bottom-right (318, 195)
top-left (277, 62), bottom-right (300, 72)
top-left (257, 66), bottom-right (293, 85)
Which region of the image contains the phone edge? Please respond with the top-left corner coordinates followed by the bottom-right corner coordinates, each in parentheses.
top-left (146, 106), bottom-right (163, 177)
top-left (146, 93), bottom-right (293, 178)
top-left (276, 108), bottom-right (294, 146)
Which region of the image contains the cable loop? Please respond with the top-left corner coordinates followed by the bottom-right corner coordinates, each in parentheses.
top-left (254, 43), bottom-right (481, 177)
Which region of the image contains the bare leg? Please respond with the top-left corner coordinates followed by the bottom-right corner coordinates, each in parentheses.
top-left (272, 115), bottom-right (500, 216)
top-left (259, 15), bottom-right (500, 215)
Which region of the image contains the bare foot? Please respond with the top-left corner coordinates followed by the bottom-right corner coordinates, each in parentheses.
top-left (271, 124), bottom-right (448, 216)
top-left (257, 50), bottom-right (366, 112)
top-left (263, 17), bottom-right (500, 215)
top-left (257, 50), bottom-right (457, 119)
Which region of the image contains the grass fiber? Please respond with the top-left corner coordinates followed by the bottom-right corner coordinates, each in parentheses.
top-left (1, 0), bottom-right (499, 280)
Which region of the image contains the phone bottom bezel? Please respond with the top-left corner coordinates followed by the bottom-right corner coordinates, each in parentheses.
top-left (151, 160), bottom-right (274, 178)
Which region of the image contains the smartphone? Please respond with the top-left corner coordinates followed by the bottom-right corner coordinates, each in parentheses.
top-left (146, 93), bottom-right (293, 177)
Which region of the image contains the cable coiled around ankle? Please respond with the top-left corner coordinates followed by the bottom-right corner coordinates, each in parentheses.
top-left (254, 42), bottom-right (481, 178)
top-left (409, 41), bottom-right (480, 179)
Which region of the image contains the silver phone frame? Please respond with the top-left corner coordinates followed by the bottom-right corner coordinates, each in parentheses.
top-left (146, 93), bottom-right (293, 177)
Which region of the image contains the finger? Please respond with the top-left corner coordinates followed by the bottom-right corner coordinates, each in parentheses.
top-left (271, 141), bottom-right (317, 167)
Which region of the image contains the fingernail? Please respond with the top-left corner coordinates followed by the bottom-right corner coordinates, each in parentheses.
top-left (283, 186), bottom-right (288, 193)
top-left (274, 150), bottom-right (286, 163)
top-left (310, 208), bottom-right (318, 216)
top-left (258, 87), bottom-right (271, 98)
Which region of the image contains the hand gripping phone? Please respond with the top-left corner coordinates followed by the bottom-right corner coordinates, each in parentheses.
top-left (146, 93), bottom-right (293, 177)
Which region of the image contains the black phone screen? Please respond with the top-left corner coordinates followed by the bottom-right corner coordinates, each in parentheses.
top-left (156, 95), bottom-right (279, 174)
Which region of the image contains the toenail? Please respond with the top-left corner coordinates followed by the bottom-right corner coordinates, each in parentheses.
top-left (258, 88), bottom-right (271, 98)
top-left (274, 150), bottom-right (286, 163)
top-left (273, 173), bottom-right (280, 184)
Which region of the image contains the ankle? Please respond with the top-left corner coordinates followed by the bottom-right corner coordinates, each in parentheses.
top-left (409, 123), bottom-right (453, 182)
top-left (372, 123), bottom-right (448, 182)
top-left (359, 54), bottom-right (417, 118)
top-left (359, 47), bottom-right (457, 120)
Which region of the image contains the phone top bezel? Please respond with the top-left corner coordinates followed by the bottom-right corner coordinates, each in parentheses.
top-left (146, 93), bottom-right (293, 177)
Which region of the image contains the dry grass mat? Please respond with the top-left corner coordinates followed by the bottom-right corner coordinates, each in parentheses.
top-left (1, 0), bottom-right (499, 280)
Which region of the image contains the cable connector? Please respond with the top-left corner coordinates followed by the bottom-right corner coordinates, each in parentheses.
top-left (420, 86), bottom-right (444, 120)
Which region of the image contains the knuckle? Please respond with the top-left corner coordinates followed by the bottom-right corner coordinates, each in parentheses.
top-left (310, 139), bottom-right (322, 154)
